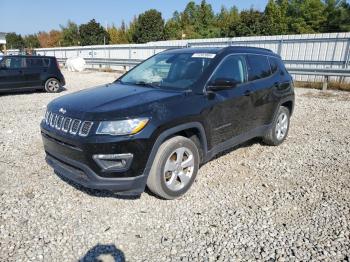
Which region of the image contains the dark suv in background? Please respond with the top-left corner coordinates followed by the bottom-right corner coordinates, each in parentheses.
top-left (41, 46), bottom-right (294, 199)
top-left (0, 55), bottom-right (65, 93)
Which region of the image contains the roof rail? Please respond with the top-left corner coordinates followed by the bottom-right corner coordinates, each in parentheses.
top-left (224, 46), bottom-right (273, 53)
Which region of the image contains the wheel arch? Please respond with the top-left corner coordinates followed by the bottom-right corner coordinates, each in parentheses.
top-left (42, 76), bottom-right (57, 88)
top-left (281, 100), bottom-right (294, 116)
top-left (143, 122), bottom-right (208, 179)
top-left (44, 76), bottom-right (59, 84)
top-left (273, 97), bottom-right (295, 121)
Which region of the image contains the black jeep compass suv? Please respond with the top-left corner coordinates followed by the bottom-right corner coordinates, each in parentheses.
top-left (41, 47), bottom-right (294, 199)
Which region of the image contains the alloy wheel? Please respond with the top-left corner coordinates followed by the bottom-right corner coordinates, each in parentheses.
top-left (276, 112), bottom-right (288, 140)
top-left (164, 147), bottom-right (195, 191)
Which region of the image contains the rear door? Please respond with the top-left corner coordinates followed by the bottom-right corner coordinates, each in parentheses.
top-left (205, 55), bottom-right (254, 145)
top-left (22, 57), bottom-right (45, 87)
top-left (245, 54), bottom-right (275, 128)
top-left (0, 57), bottom-right (26, 91)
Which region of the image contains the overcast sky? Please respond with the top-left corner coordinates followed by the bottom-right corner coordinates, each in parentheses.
top-left (0, 0), bottom-right (268, 35)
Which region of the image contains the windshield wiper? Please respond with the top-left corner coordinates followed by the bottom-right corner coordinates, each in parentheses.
top-left (134, 81), bottom-right (160, 88)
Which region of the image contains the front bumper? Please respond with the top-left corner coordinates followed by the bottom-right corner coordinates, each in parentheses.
top-left (46, 151), bottom-right (147, 195)
top-left (41, 126), bottom-right (152, 195)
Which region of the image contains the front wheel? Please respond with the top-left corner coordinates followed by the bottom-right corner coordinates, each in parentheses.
top-left (44, 78), bottom-right (61, 93)
top-left (263, 106), bottom-right (290, 146)
top-left (147, 136), bottom-right (200, 200)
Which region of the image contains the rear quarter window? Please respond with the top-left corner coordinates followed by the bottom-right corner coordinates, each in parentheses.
top-left (26, 58), bottom-right (45, 68)
top-left (246, 55), bottom-right (271, 81)
top-left (43, 59), bottom-right (50, 67)
top-left (269, 56), bottom-right (287, 75)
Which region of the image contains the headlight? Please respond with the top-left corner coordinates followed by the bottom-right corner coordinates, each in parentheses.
top-left (96, 118), bottom-right (149, 136)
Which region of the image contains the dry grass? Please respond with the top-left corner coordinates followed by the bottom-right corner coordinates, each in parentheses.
top-left (96, 67), bottom-right (127, 74)
top-left (302, 90), bottom-right (350, 101)
top-left (98, 67), bottom-right (114, 73)
top-left (295, 81), bottom-right (350, 92)
top-left (328, 81), bottom-right (350, 92)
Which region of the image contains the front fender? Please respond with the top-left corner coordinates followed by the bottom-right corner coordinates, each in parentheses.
top-left (142, 122), bottom-right (208, 179)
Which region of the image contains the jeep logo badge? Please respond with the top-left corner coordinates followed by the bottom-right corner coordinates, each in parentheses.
top-left (59, 108), bottom-right (66, 114)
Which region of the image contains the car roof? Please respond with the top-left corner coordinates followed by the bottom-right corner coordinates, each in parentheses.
top-left (3, 55), bottom-right (55, 59)
top-left (163, 46), bottom-right (279, 57)
top-left (163, 47), bottom-right (222, 54)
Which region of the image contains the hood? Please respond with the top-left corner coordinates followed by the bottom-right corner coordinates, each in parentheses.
top-left (48, 83), bottom-right (185, 120)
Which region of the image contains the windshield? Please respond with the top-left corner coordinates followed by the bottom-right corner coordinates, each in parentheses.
top-left (120, 52), bottom-right (215, 90)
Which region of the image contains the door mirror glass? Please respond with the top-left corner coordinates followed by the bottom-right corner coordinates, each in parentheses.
top-left (208, 78), bottom-right (239, 91)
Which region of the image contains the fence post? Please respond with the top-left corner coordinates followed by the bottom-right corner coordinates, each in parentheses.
top-left (128, 46), bottom-right (132, 71)
top-left (108, 48), bottom-right (111, 69)
top-left (278, 39), bottom-right (283, 56)
top-left (342, 39), bottom-right (350, 83)
top-left (322, 76), bottom-right (329, 91)
top-left (91, 48), bottom-right (94, 69)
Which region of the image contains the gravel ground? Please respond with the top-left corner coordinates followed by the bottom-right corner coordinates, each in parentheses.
top-left (0, 70), bottom-right (349, 262)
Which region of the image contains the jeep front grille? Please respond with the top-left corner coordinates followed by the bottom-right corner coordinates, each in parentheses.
top-left (70, 119), bottom-right (81, 134)
top-left (45, 111), bottom-right (93, 137)
top-left (62, 117), bottom-right (72, 132)
top-left (79, 121), bottom-right (93, 137)
top-left (55, 116), bottom-right (64, 130)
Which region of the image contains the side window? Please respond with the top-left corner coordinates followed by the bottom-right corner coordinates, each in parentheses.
top-left (2, 57), bottom-right (23, 69)
top-left (246, 55), bottom-right (271, 81)
top-left (269, 57), bottom-right (279, 74)
top-left (210, 55), bottom-right (247, 84)
top-left (26, 58), bottom-right (44, 68)
top-left (1, 58), bottom-right (11, 68)
top-left (43, 59), bottom-right (50, 67)
top-left (269, 56), bottom-right (288, 76)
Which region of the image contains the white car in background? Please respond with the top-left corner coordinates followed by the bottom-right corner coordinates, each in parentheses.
top-left (0, 52), bottom-right (3, 60)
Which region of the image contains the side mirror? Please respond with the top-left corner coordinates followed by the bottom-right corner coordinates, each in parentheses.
top-left (207, 78), bottom-right (239, 91)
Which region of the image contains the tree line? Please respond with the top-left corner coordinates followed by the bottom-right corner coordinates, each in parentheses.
top-left (4, 0), bottom-right (350, 50)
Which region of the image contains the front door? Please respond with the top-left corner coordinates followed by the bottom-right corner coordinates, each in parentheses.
top-left (204, 55), bottom-right (254, 147)
top-left (0, 57), bottom-right (26, 91)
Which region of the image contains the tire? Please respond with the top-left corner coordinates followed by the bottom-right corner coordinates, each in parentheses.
top-left (44, 78), bottom-right (61, 93)
top-left (263, 106), bottom-right (290, 146)
top-left (147, 136), bottom-right (200, 200)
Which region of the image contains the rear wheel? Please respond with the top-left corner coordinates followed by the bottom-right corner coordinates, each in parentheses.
top-left (263, 106), bottom-right (290, 146)
top-left (147, 136), bottom-right (199, 200)
top-left (45, 78), bottom-right (61, 93)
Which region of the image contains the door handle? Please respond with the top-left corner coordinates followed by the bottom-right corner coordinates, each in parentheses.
top-left (244, 90), bottom-right (252, 96)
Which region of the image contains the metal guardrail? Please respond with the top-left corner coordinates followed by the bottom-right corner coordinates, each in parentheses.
top-left (58, 57), bottom-right (350, 76)
top-left (288, 68), bottom-right (350, 77)
top-left (57, 58), bottom-right (142, 66)
top-left (10, 33), bottom-right (350, 87)
top-left (58, 57), bottom-right (350, 90)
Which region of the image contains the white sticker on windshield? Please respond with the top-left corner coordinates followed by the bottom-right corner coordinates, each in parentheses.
top-left (192, 53), bottom-right (216, 59)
